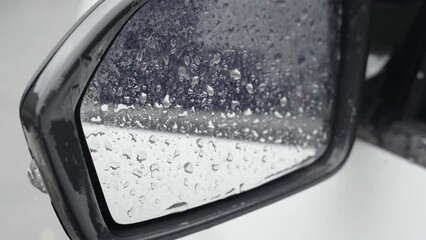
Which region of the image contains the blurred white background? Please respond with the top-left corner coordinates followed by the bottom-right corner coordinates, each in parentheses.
top-left (1, 1), bottom-right (426, 240)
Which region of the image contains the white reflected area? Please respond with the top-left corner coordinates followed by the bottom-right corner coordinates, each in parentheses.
top-left (83, 123), bottom-right (317, 224)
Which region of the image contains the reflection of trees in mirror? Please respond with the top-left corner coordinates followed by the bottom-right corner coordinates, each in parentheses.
top-left (81, 0), bottom-right (339, 148)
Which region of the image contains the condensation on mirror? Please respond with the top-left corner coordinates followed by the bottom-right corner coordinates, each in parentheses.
top-left (80, 0), bottom-right (341, 224)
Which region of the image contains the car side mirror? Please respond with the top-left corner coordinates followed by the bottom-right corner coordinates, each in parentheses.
top-left (20, 0), bottom-right (371, 239)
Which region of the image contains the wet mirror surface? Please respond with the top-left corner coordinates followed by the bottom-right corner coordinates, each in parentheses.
top-left (80, 0), bottom-right (340, 224)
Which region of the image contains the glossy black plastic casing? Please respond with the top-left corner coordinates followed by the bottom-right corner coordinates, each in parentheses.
top-left (19, 0), bottom-right (371, 239)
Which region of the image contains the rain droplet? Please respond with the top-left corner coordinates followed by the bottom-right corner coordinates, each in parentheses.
top-left (210, 53), bottom-right (221, 66)
top-left (184, 162), bottom-right (194, 173)
top-left (230, 69), bottom-right (241, 80)
top-left (109, 161), bottom-right (121, 170)
top-left (199, 149), bottom-right (204, 157)
top-left (212, 164), bottom-right (220, 171)
top-left (191, 76), bottom-right (199, 86)
top-left (178, 66), bottom-right (190, 80)
top-left (162, 94), bottom-right (171, 108)
top-left (196, 138), bottom-right (204, 148)
top-left (258, 83), bottom-right (270, 94)
top-left (184, 55), bottom-right (190, 66)
top-left (150, 164), bottom-right (160, 178)
top-left (100, 104), bottom-right (109, 112)
top-left (173, 150), bottom-right (180, 159)
top-left (132, 168), bottom-right (143, 178)
top-left (206, 85), bottom-right (214, 96)
top-left (245, 83), bottom-right (253, 94)
top-left (207, 120), bottom-right (215, 130)
top-left (274, 111), bottom-right (284, 118)
top-left (226, 153), bottom-right (233, 162)
top-left (231, 100), bottom-right (239, 110)
top-left (280, 96), bottom-right (287, 107)
top-left (139, 93), bottom-right (147, 104)
top-left (137, 151), bottom-right (147, 162)
top-left (130, 188), bottom-right (136, 196)
top-left (149, 135), bottom-right (157, 143)
top-left (127, 208), bottom-right (133, 217)
top-left (104, 140), bottom-right (113, 151)
top-left (178, 111), bottom-right (188, 118)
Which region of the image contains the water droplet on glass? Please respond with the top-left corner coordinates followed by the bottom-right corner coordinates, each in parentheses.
top-left (104, 139), bottom-right (113, 151)
top-left (139, 92), bottom-right (147, 104)
top-left (207, 120), bottom-right (215, 130)
top-left (100, 104), bottom-right (109, 112)
top-left (206, 85), bottom-right (214, 96)
top-left (178, 66), bottom-right (190, 80)
top-left (132, 168), bottom-right (143, 178)
top-left (199, 149), bottom-right (205, 157)
top-left (196, 138), bottom-right (204, 148)
top-left (210, 53), bottom-right (221, 66)
top-left (226, 153), bottom-right (233, 162)
top-left (137, 151), bottom-right (147, 162)
top-left (173, 150), bottom-right (180, 159)
top-left (191, 76), bottom-right (199, 87)
top-left (245, 83), bottom-right (254, 94)
top-left (280, 96), bottom-right (287, 107)
top-left (109, 161), bottom-right (121, 170)
top-left (184, 162), bottom-right (194, 173)
top-left (230, 69), bottom-right (241, 80)
top-left (127, 208), bottom-right (134, 217)
top-left (274, 111), bottom-right (283, 118)
top-left (149, 135), bottom-right (157, 143)
top-left (212, 164), bottom-right (220, 171)
top-left (27, 159), bottom-right (47, 193)
top-left (162, 94), bottom-right (171, 108)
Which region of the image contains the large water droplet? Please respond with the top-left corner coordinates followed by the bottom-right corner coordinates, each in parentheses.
top-left (149, 135), bottom-right (157, 143)
top-left (162, 94), bottom-right (171, 108)
top-left (226, 153), bottom-right (233, 162)
top-left (206, 85), bottom-right (214, 96)
top-left (127, 208), bottom-right (134, 217)
top-left (191, 76), bottom-right (199, 86)
top-left (230, 69), bottom-right (241, 80)
top-left (245, 83), bottom-right (253, 94)
top-left (184, 162), bottom-right (194, 173)
top-left (212, 164), bottom-right (220, 171)
top-left (173, 150), bottom-right (180, 159)
top-left (137, 151), bottom-right (147, 162)
top-left (132, 168), bottom-right (143, 178)
top-left (109, 161), bottom-right (121, 170)
top-left (196, 138), bottom-right (204, 148)
top-left (27, 159), bottom-right (47, 193)
top-left (210, 53), bottom-right (221, 66)
top-left (280, 96), bottom-right (287, 107)
top-left (139, 92), bottom-right (147, 104)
